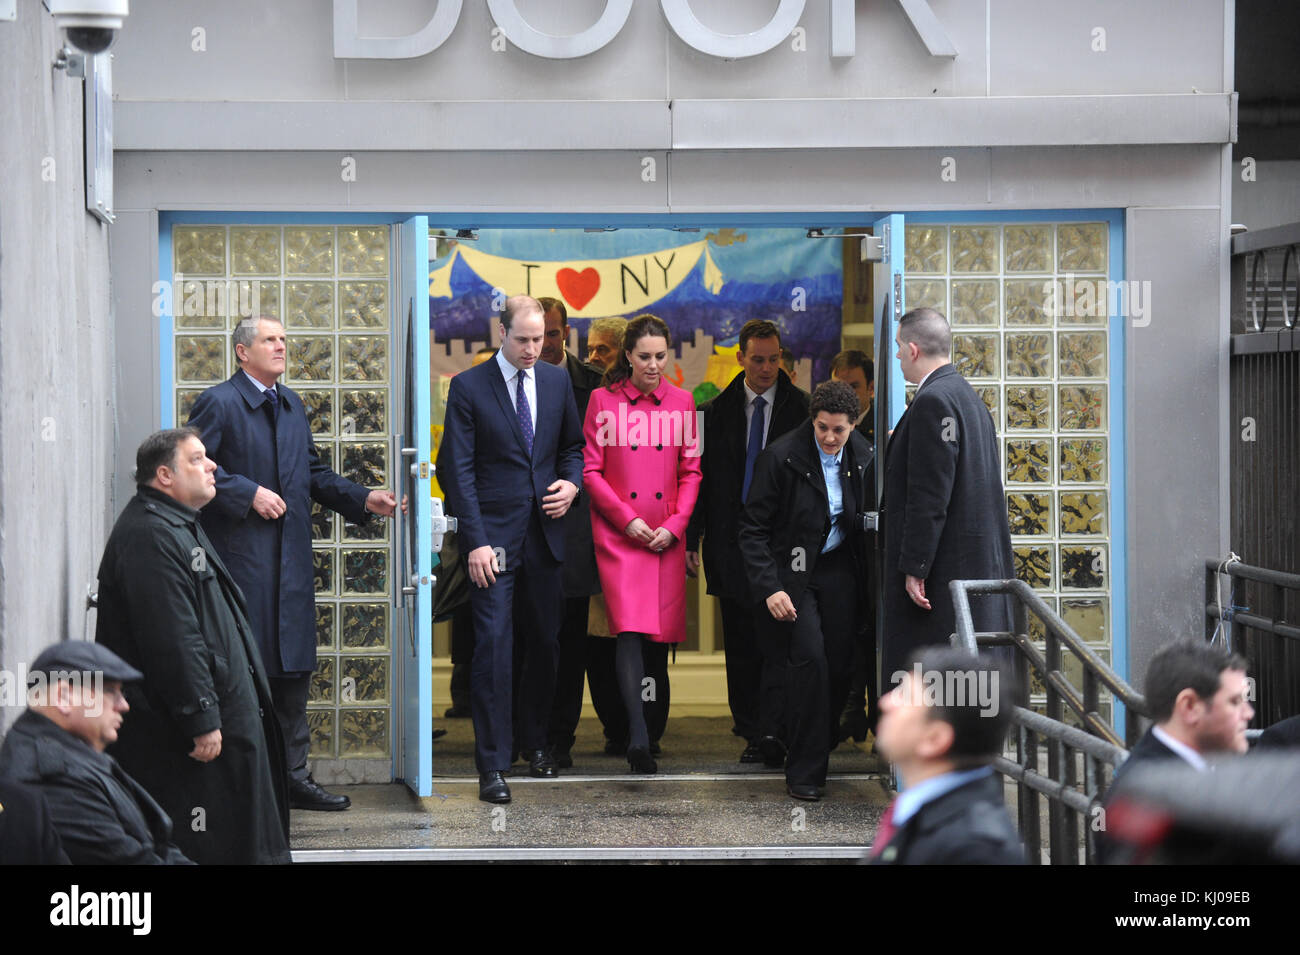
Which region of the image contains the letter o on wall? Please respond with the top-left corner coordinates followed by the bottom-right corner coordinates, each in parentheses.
top-left (659, 0), bottom-right (807, 59)
top-left (486, 0), bottom-right (635, 59)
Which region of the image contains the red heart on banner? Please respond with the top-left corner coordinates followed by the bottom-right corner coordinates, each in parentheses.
top-left (556, 267), bottom-right (600, 311)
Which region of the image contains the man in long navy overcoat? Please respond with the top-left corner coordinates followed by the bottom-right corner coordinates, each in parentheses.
top-left (189, 316), bottom-right (399, 811)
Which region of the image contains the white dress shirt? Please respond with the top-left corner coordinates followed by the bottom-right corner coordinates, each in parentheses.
top-left (1151, 725), bottom-right (1209, 771)
top-left (496, 349), bottom-right (537, 433)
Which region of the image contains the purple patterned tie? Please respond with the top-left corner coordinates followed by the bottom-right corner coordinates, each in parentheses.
top-left (516, 369), bottom-right (534, 456)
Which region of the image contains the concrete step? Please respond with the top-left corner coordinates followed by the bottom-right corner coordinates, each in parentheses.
top-left (290, 774), bottom-right (890, 863)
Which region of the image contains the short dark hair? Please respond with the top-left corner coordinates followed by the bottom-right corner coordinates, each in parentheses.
top-left (136, 427), bottom-right (202, 487)
top-left (536, 296), bottom-right (567, 324)
top-left (898, 307), bottom-right (951, 358)
top-left (475, 346), bottom-right (498, 358)
top-left (780, 347), bottom-right (795, 372)
top-left (738, 319), bottom-right (781, 355)
top-left (830, 349), bottom-right (873, 383)
top-left (498, 294), bottom-right (543, 331)
top-left (912, 647), bottom-right (1015, 766)
top-left (1145, 641), bottom-right (1248, 723)
top-left (810, 380), bottom-right (859, 421)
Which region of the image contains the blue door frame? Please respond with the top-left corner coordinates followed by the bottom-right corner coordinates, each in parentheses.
top-left (157, 211), bottom-right (434, 794)
top-left (158, 206), bottom-right (1129, 758)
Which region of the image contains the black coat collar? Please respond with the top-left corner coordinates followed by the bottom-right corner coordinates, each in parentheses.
top-left (136, 485), bottom-right (201, 528)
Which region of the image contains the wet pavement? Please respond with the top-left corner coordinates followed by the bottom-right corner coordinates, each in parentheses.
top-left (291, 717), bottom-right (892, 860)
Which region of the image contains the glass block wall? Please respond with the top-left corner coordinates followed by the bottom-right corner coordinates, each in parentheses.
top-left (172, 224), bottom-right (395, 771)
top-left (904, 222), bottom-right (1114, 724)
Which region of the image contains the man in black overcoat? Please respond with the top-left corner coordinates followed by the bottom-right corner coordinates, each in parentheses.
top-left (95, 428), bottom-right (291, 864)
top-left (880, 308), bottom-right (1014, 689)
top-left (0, 642), bottom-right (192, 865)
top-left (537, 297), bottom-right (606, 767)
top-left (188, 316), bottom-right (399, 811)
top-left (686, 320), bottom-right (810, 763)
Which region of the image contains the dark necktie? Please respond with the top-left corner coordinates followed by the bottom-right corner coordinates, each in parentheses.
top-left (742, 395), bottom-right (766, 501)
top-left (265, 386), bottom-right (279, 425)
top-left (516, 369), bottom-right (534, 456)
top-left (870, 799), bottom-right (898, 859)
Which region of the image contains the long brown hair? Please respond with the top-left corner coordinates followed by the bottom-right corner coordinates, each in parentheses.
top-left (602, 314), bottom-right (672, 389)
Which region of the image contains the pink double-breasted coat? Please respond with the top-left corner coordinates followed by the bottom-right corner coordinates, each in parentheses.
top-left (583, 379), bottom-right (703, 643)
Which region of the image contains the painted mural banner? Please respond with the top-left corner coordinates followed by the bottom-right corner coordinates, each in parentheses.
top-left (429, 227), bottom-right (843, 399)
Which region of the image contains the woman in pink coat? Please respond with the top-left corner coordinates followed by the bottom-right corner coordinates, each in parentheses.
top-left (584, 314), bottom-right (702, 774)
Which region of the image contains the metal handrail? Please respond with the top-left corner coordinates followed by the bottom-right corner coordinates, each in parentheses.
top-left (950, 577), bottom-right (1147, 742)
top-left (949, 577), bottom-right (1148, 864)
top-left (1204, 557), bottom-right (1300, 723)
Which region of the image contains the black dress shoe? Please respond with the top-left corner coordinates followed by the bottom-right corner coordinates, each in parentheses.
top-left (604, 738), bottom-right (628, 756)
top-left (290, 775), bottom-right (351, 811)
top-left (627, 746), bottom-right (658, 775)
top-left (479, 771), bottom-right (511, 804)
top-left (758, 735), bottom-right (787, 768)
top-left (787, 782), bottom-right (821, 802)
top-left (839, 706), bottom-right (870, 743)
top-left (548, 745), bottom-right (574, 769)
top-left (650, 740), bottom-right (662, 757)
top-left (739, 742), bottom-right (764, 763)
top-left (444, 705), bottom-right (471, 718)
top-left (527, 749), bottom-right (557, 778)
top-left (432, 728), bottom-right (447, 741)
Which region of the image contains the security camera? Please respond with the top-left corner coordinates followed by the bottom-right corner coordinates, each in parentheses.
top-left (48, 0), bottom-right (129, 55)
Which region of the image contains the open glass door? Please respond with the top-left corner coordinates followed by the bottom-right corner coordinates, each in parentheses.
top-left (396, 215), bottom-right (433, 796)
top-left (871, 213), bottom-right (905, 711)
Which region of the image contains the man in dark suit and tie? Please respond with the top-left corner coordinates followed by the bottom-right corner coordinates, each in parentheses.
top-left (868, 647), bottom-right (1024, 864)
top-left (188, 316), bottom-right (400, 812)
top-left (438, 295), bottom-right (584, 803)
top-left (1098, 640), bottom-right (1253, 862)
top-left (686, 320), bottom-right (809, 765)
top-left (880, 308), bottom-right (1014, 690)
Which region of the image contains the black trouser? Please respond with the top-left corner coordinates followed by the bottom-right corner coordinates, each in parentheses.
top-left (470, 510), bottom-right (563, 773)
top-left (585, 635), bottom-right (626, 743)
top-left (270, 673), bottom-right (312, 784)
top-left (721, 596), bottom-right (785, 743)
top-left (779, 545), bottom-right (857, 788)
top-left (547, 594), bottom-right (592, 754)
top-left (449, 603), bottom-right (474, 711)
top-left (844, 620), bottom-right (881, 731)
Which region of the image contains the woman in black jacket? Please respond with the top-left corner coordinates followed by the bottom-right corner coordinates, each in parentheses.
top-left (738, 381), bottom-right (875, 801)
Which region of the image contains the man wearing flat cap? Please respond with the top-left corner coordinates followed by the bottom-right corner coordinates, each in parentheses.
top-left (94, 427), bottom-right (291, 865)
top-left (0, 642), bottom-right (192, 864)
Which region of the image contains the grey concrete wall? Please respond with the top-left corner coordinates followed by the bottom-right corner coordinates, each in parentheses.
top-left (1126, 205), bottom-right (1229, 685)
top-left (1232, 160), bottom-right (1300, 231)
top-left (110, 0), bottom-right (1229, 103)
top-left (0, 6), bottom-right (116, 732)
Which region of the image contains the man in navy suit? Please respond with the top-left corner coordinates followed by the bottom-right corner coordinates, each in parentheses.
top-left (188, 316), bottom-right (399, 812)
top-left (438, 295), bottom-right (584, 803)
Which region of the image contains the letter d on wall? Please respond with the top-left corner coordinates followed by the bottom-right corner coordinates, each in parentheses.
top-left (334, 0), bottom-right (463, 59)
